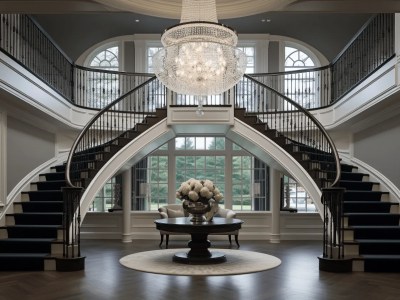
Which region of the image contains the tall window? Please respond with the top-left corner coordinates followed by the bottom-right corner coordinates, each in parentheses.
top-left (236, 46), bottom-right (256, 110)
top-left (132, 137), bottom-right (269, 211)
top-left (87, 46), bottom-right (119, 108)
top-left (87, 47), bottom-right (120, 212)
top-left (284, 46), bottom-right (318, 108)
top-left (89, 177), bottom-right (121, 212)
top-left (282, 175), bottom-right (316, 212)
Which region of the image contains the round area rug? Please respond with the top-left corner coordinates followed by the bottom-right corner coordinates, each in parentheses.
top-left (119, 248), bottom-right (281, 276)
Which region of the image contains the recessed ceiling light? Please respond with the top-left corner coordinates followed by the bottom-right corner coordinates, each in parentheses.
top-left (135, 19), bottom-right (140, 23)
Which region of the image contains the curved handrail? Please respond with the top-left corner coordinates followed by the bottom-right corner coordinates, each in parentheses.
top-left (66, 75), bottom-right (161, 188)
top-left (249, 65), bottom-right (331, 77)
top-left (248, 65), bottom-right (332, 109)
top-left (242, 74), bottom-right (341, 187)
top-left (73, 65), bottom-right (155, 109)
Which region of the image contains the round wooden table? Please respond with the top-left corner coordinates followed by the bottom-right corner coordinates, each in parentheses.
top-left (154, 217), bottom-right (243, 264)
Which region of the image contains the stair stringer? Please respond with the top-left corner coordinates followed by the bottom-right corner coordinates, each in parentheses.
top-left (339, 152), bottom-right (400, 203)
top-left (78, 118), bottom-right (322, 222)
top-left (0, 152), bottom-right (68, 227)
top-left (78, 119), bottom-right (176, 222)
top-left (226, 118), bottom-right (323, 217)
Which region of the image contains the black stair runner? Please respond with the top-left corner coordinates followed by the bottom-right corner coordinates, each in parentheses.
top-left (0, 166), bottom-right (64, 271)
top-left (235, 108), bottom-right (400, 272)
top-left (69, 108), bottom-right (167, 189)
top-left (0, 109), bottom-right (167, 271)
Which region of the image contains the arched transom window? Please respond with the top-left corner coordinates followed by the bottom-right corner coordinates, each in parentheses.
top-left (284, 46), bottom-right (320, 109)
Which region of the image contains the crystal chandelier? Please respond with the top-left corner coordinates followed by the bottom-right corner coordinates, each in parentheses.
top-left (153, 0), bottom-right (247, 99)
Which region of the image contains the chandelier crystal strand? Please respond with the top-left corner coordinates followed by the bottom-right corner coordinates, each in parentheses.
top-left (153, 0), bottom-right (247, 98)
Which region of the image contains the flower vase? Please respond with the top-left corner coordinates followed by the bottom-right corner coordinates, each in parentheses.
top-left (183, 200), bottom-right (211, 223)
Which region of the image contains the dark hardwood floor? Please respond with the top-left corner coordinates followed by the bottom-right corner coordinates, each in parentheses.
top-left (0, 239), bottom-right (399, 300)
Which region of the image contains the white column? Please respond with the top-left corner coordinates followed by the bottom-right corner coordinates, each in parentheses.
top-left (0, 111), bottom-right (6, 208)
top-left (122, 169), bottom-right (132, 243)
top-left (270, 168), bottom-right (281, 243)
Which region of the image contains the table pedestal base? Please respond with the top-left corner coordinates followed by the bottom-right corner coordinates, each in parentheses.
top-left (173, 251), bottom-right (226, 264)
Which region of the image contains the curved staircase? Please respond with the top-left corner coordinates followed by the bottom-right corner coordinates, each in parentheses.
top-left (0, 108), bottom-right (167, 271)
top-left (235, 105), bottom-right (400, 272)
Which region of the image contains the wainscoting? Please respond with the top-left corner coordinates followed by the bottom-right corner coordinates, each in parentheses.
top-left (81, 211), bottom-right (323, 241)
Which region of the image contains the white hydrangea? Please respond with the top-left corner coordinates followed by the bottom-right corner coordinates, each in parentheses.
top-left (188, 190), bottom-right (199, 201)
top-left (203, 180), bottom-right (214, 191)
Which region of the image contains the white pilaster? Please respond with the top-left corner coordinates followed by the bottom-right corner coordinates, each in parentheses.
top-left (0, 111), bottom-right (6, 207)
top-left (270, 168), bottom-right (281, 243)
top-left (122, 169), bottom-right (132, 243)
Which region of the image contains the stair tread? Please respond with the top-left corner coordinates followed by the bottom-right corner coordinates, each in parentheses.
top-left (344, 212), bottom-right (400, 215)
top-left (22, 190), bottom-right (62, 194)
top-left (345, 190), bottom-right (388, 193)
top-left (0, 238), bottom-right (55, 242)
top-left (360, 254), bottom-right (400, 259)
top-left (7, 212), bottom-right (63, 216)
top-left (0, 253), bottom-right (49, 257)
top-left (355, 239), bottom-right (400, 243)
top-left (347, 225), bottom-right (400, 229)
top-left (0, 224), bottom-right (62, 228)
top-left (15, 201), bottom-right (64, 204)
top-left (344, 201), bottom-right (398, 204)
top-left (340, 180), bottom-right (379, 184)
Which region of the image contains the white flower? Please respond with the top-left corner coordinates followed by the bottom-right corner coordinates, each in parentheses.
top-left (200, 187), bottom-right (212, 199)
top-left (180, 183), bottom-right (191, 196)
top-left (176, 178), bottom-right (223, 203)
top-left (193, 181), bottom-right (203, 193)
top-left (204, 180), bottom-right (214, 191)
top-left (188, 190), bottom-right (199, 201)
top-left (214, 192), bottom-right (223, 201)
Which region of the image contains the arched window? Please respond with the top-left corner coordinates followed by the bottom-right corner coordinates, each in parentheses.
top-left (284, 46), bottom-right (319, 108)
top-left (86, 45), bottom-right (120, 108)
top-left (90, 46), bottom-right (119, 70)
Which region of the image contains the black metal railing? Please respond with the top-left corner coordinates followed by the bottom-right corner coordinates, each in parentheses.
top-left (66, 76), bottom-right (166, 188)
top-left (61, 187), bottom-right (83, 259)
top-left (238, 75), bottom-right (341, 188)
top-left (0, 14), bottom-right (74, 100)
top-left (321, 187), bottom-right (346, 259)
top-left (331, 13), bottom-right (395, 101)
top-left (74, 65), bottom-right (153, 108)
top-left (250, 66), bottom-right (332, 109)
top-left (0, 13), bottom-right (395, 112)
top-left (250, 13), bottom-right (395, 108)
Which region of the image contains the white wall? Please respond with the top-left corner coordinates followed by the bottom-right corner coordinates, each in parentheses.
top-left (81, 211), bottom-right (323, 241)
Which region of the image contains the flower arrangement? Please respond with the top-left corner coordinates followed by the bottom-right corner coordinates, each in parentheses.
top-left (176, 178), bottom-right (224, 204)
top-left (176, 178), bottom-right (224, 222)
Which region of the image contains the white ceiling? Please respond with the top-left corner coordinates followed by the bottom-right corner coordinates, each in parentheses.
top-left (0, 0), bottom-right (399, 17)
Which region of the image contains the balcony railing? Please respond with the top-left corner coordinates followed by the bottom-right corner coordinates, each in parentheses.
top-left (0, 13), bottom-right (395, 111)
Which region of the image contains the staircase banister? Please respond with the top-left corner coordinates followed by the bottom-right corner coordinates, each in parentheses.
top-left (74, 64), bottom-right (155, 77)
top-left (65, 75), bottom-right (158, 188)
top-left (248, 64), bottom-right (331, 77)
top-left (243, 74), bottom-right (341, 187)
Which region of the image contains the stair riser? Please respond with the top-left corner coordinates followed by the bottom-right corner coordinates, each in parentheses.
top-left (12, 214), bottom-right (63, 226)
top-left (17, 202), bottom-right (63, 213)
top-left (344, 192), bottom-right (388, 202)
top-left (345, 215), bottom-right (400, 226)
top-left (0, 241), bottom-right (52, 253)
top-left (5, 227), bottom-right (62, 239)
top-left (0, 256), bottom-right (45, 271)
top-left (343, 203), bottom-right (395, 213)
top-left (340, 173), bottom-right (366, 181)
top-left (364, 259), bottom-right (400, 272)
top-left (359, 243), bottom-right (400, 255)
top-left (21, 191), bottom-right (63, 202)
top-left (339, 182), bottom-right (376, 191)
top-left (353, 228), bottom-right (400, 240)
top-left (40, 173), bottom-right (65, 181)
